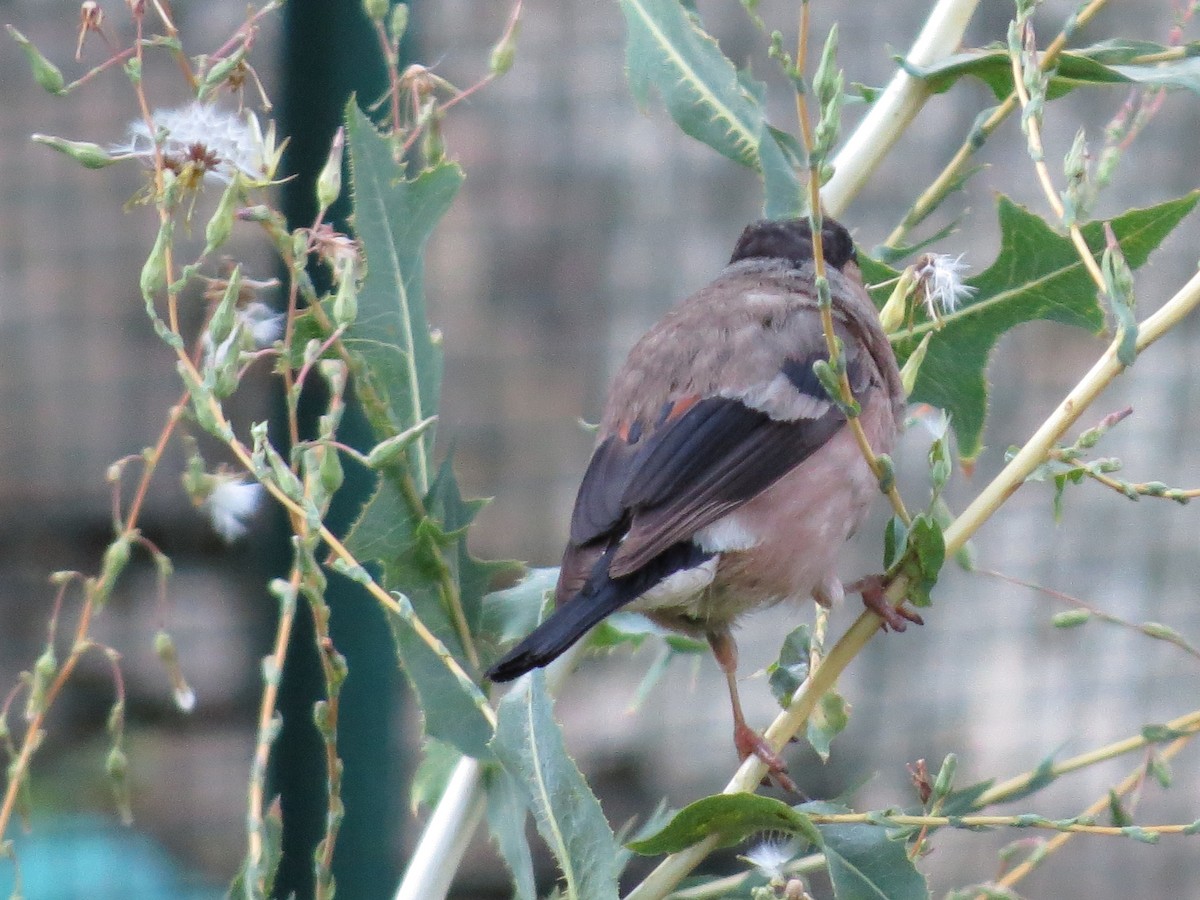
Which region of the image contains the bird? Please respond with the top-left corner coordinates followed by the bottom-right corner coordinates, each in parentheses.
top-left (486, 216), bottom-right (914, 788)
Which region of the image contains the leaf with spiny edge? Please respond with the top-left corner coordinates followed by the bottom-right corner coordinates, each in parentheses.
top-left (342, 100), bottom-right (512, 759)
top-left (618, 0), bottom-right (803, 217)
top-left (492, 672), bottom-right (620, 900)
top-left (860, 192), bottom-right (1199, 459)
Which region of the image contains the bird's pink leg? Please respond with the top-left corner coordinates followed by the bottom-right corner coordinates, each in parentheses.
top-left (848, 574), bottom-right (924, 632)
top-left (707, 629), bottom-right (798, 794)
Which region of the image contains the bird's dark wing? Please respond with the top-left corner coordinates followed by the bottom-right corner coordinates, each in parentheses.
top-left (566, 346), bottom-right (871, 578)
top-left (608, 386), bottom-right (843, 576)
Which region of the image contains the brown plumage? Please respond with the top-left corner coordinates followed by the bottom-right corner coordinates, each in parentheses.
top-left (487, 217), bottom-right (910, 788)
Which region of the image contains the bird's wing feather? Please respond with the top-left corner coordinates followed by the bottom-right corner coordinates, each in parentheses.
top-left (608, 384), bottom-right (846, 575)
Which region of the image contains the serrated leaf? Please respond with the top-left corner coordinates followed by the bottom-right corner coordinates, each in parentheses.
top-left (480, 567), bottom-right (558, 648)
top-left (345, 467), bottom-right (499, 759)
top-left (903, 41), bottom-right (1200, 102)
top-left (861, 193), bottom-right (1199, 458)
top-left (425, 456), bottom-right (524, 634)
top-left (484, 763), bottom-right (538, 900)
top-left (618, 0), bottom-right (801, 216)
top-left (344, 101), bottom-right (461, 487)
top-left (338, 106), bottom-right (513, 763)
top-left (384, 594), bottom-right (495, 758)
top-left (492, 672), bottom-right (620, 900)
top-left (626, 794), bottom-right (821, 854)
top-left (804, 801), bottom-right (930, 900)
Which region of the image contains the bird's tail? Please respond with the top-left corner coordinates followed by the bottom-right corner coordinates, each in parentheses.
top-left (486, 540), bottom-right (715, 682)
top-left (485, 577), bottom-right (631, 682)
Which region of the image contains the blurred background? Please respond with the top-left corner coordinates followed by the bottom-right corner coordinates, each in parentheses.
top-left (1, 0), bottom-right (1198, 897)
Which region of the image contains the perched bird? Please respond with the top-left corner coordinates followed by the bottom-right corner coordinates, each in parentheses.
top-left (487, 217), bottom-right (913, 787)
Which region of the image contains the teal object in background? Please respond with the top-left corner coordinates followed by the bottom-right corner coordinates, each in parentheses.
top-left (0, 816), bottom-right (219, 900)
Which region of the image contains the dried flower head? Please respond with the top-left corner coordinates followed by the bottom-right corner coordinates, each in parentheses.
top-left (112, 102), bottom-right (281, 187)
top-left (309, 221), bottom-right (362, 274)
top-left (915, 252), bottom-right (976, 319)
top-left (76, 2), bottom-right (106, 60)
top-left (204, 473), bottom-right (263, 541)
top-left (742, 836), bottom-right (800, 880)
top-left (201, 299), bottom-right (284, 373)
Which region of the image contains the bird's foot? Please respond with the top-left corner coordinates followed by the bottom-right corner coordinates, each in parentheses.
top-left (734, 721), bottom-right (799, 794)
top-left (849, 573), bottom-right (924, 632)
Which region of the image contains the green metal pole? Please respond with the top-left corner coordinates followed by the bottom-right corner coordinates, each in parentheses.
top-left (273, 3), bottom-right (405, 897)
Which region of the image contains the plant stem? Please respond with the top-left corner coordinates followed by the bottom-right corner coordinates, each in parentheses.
top-left (1008, 23), bottom-right (1107, 293)
top-left (991, 731), bottom-right (1196, 892)
top-left (822, 0), bottom-right (983, 217)
top-left (882, 0), bottom-right (1112, 249)
top-left (245, 568), bottom-right (300, 882)
top-left (978, 709), bottom-right (1200, 807)
top-left (393, 756), bottom-right (488, 900)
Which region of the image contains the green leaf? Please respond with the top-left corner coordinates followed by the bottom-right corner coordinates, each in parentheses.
top-left (804, 801), bottom-right (930, 900)
top-left (484, 763), bottom-right (538, 900)
top-left (344, 101), bottom-right (461, 487)
top-left (354, 460), bottom-right (508, 759)
top-left (1141, 723), bottom-right (1191, 743)
top-left (424, 457), bottom-right (524, 636)
top-left (861, 193), bottom-right (1200, 458)
top-left (349, 467), bottom-right (501, 761)
top-left (383, 591), bottom-right (495, 758)
top-left (343, 103), bottom-right (518, 760)
top-left (903, 41), bottom-right (1200, 102)
top-left (618, 0), bottom-right (802, 216)
top-left (938, 779), bottom-right (995, 817)
top-left (410, 738), bottom-right (462, 814)
top-left (767, 624), bottom-right (811, 706)
top-left (480, 567), bottom-right (558, 649)
top-left (626, 793), bottom-right (821, 854)
top-left (492, 672), bottom-right (620, 899)
top-left (807, 689), bottom-right (850, 762)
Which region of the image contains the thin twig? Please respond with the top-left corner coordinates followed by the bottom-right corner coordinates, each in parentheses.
top-left (822, 0), bottom-right (983, 217)
top-left (988, 731), bottom-right (1196, 893)
top-left (1008, 21), bottom-right (1106, 292)
top-left (883, 0), bottom-right (1112, 249)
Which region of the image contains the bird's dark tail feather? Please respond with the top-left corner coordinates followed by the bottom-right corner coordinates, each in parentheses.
top-left (486, 540), bottom-right (714, 682)
top-left (485, 577), bottom-right (632, 682)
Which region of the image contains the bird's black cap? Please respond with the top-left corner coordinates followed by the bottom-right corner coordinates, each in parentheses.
top-left (729, 217), bottom-right (857, 272)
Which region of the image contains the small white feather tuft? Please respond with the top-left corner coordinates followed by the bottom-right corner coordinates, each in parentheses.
top-left (695, 514), bottom-right (761, 553)
top-left (637, 556), bottom-right (718, 607)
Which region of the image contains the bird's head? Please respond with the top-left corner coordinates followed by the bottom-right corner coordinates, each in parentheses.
top-left (729, 217), bottom-right (858, 277)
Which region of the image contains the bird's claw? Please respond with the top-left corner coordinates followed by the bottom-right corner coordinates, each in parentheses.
top-left (851, 574), bottom-right (924, 632)
top-left (734, 722), bottom-right (799, 794)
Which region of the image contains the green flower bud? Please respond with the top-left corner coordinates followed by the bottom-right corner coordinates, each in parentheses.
top-left (32, 134), bottom-right (116, 169)
top-left (7, 26), bottom-right (66, 95)
top-left (316, 127), bottom-right (344, 213)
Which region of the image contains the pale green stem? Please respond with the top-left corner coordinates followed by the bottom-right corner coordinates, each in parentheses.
top-left (822, 0), bottom-right (982, 216)
top-left (393, 756), bottom-right (487, 900)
